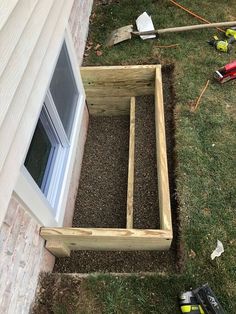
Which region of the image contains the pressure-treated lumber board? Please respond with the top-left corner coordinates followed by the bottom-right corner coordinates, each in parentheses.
top-left (46, 240), bottom-right (71, 257)
top-left (41, 228), bottom-right (172, 255)
top-left (87, 96), bottom-right (130, 115)
top-left (126, 97), bottom-right (135, 228)
top-left (155, 68), bottom-right (172, 231)
top-left (80, 65), bottom-right (159, 98)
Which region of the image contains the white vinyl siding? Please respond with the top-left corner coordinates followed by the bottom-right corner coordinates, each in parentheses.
top-left (0, 0), bottom-right (75, 225)
top-left (0, 0), bottom-right (19, 30)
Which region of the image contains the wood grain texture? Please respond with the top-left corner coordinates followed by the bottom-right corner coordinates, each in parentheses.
top-left (81, 65), bottom-right (160, 97)
top-left (87, 96), bottom-right (130, 115)
top-left (155, 68), bottom-right (172, 231)
top-left (41, 227), bottom-right (172, 254)
top-left (157, 21), bottom-right (236, 33)
top-left (46, 240), bottom-right (71, 257)
top-left (126, 97), bottom-right (135, 228)
top-left (132, 21), bottom-right (236, 36)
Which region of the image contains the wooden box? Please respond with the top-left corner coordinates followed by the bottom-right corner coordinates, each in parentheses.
top-left (40, 65), bottom-right (172, 257)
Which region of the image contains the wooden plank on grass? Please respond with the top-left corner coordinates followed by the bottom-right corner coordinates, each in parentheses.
top-left (126, 97), bottom-right (135, 228)
top-left (41, 228), bottom-right (172, 254)
top-left (81, 65), bottom-right (160, 98)
top-left (155, 67), bottom-right (172, 231)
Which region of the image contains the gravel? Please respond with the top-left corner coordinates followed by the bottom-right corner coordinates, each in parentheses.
top-left (72, 116), bottom-right (129, 228)
top-left (133, 95), bottom-right (159, 229)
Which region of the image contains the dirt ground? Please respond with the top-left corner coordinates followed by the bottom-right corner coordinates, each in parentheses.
top-left (31, 273), bottom-right (101, 314)
top-left (53, 65), bottom-right (179, 273)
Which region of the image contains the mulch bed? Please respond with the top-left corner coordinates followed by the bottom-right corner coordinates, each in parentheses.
top-left (54, 66), bottom-right (179, 273)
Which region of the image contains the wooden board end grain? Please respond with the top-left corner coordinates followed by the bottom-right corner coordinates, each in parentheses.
top-left (45, 239), bottom-right (71, 257)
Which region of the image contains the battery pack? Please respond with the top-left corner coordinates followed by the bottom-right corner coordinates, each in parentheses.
top-left (193, 284), bottom-right (225, 314)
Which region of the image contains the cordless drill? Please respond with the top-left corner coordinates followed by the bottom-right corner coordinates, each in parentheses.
top-left (208, 27), bottom-right (236, 53)
top-left (225, 26), bottom-right (236, 40)
top-left (179, 284), bottom-right (225, 314)
top-left (179, 291), bottom-right (204, 314)
top-left (208, 35), bottom-right (235, 53)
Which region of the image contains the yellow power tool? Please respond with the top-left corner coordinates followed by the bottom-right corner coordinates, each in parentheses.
top-left (225, 26), bottom-right (236, 39)
top-left (208, 35), bottom-right (234, 53)
top-left (179, 291), bottom-right (205, 314)
top-left (208, 27), bottom-right (236, 53)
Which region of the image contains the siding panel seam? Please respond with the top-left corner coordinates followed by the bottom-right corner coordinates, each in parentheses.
top-left (0, 0), bottom-right (74, 225)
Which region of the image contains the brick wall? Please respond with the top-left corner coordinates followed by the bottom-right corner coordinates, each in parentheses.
top-left (69, 0), bottom-right (93, 63)
top-left (0, 1), bottom-right (92, 313)
top-left (0, 197), bottom-right (45, 313)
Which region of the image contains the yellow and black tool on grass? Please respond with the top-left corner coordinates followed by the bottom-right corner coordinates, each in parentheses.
top-left (179, 291), bottom-right (205, 314)
top-left (208, 35), bottom-right (235, 53)
top-left (225, 26), bottom-right (236, 40)
top-left (208, 27), bottom-right (236, 53)
top-left (179, 283), bottom-right (225, 314)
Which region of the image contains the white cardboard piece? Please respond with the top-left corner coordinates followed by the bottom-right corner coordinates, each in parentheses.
top-left (211, 240), bottom-right (224, 260)
top-left (136, 12), bottom-right (156, 40)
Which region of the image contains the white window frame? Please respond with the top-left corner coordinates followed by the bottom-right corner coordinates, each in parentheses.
top-left (36, 104), bottom-right (64, 197)
top-left (14, 28), bottom-right (85, 227)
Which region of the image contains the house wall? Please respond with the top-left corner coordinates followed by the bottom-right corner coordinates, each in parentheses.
top-left (0, 0), bottom-right (93, 313)
top-left (69, 0), bottom-right (93, 62)
top-left (0, 196), bottom-right (45, 313)
top-left (0, 0), bottom-right (75, 226)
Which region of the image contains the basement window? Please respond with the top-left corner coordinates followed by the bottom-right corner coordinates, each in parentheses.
top-left (24, 41), bottom-right (79, 209)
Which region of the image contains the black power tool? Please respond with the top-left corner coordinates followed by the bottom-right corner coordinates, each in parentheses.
top-left (179, 283), bottom-right (225, 314)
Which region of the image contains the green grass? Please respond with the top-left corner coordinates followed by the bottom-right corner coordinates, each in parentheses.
top-left (80, 1), bottom-right (236, 313)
